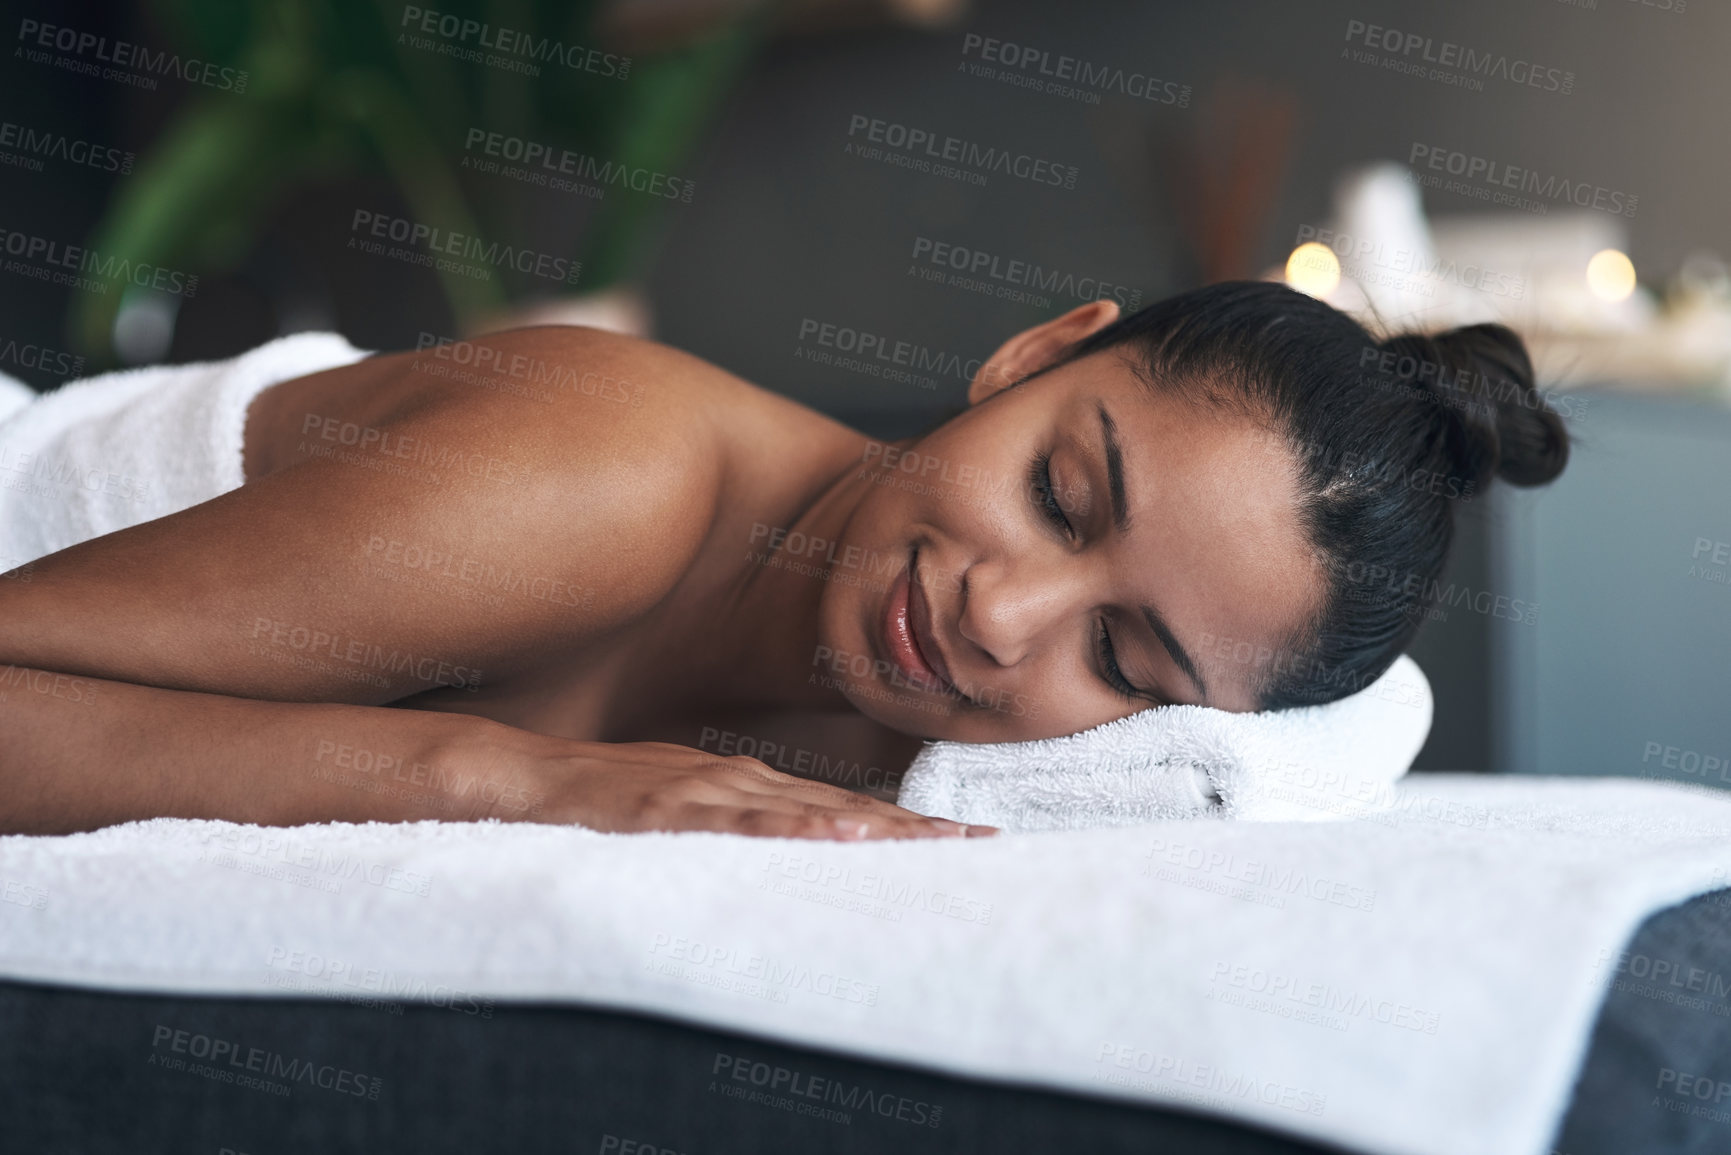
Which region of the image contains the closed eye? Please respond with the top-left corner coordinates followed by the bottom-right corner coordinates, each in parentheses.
top-left (1097, 618), bottom-right (1141, 702)
top-left (1028, 449), bottom-right (1071, 537)
top-left (1029, 445), bottom-right (1167, 707)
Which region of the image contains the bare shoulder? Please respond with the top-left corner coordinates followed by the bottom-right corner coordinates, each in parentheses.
top-left (252, 323), bottom-right (846, 493)
top-left (251, 322), bottom-right (797, 598)
top-left (252, 324), bottom-right (757, 467)
top-left (421, 323), bottom-right (768, 430)
top-left (471, 325), bottom-right (841, 473)
top-left (326, 323), bottom-right (859, 552)
top-left (382, 324), bottom-right (835, 588)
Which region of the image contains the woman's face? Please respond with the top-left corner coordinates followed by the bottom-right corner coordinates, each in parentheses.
top-left (815, 301), bottom-right (1326, 743)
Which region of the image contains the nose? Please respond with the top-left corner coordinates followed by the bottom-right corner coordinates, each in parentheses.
top-left (956, 552), bottom-right (1093, 669)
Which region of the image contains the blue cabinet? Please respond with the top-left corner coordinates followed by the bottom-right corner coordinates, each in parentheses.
top-left (1494, 392), bottom-right (1731, 782)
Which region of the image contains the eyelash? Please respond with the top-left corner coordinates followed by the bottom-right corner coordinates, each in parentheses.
top-left (1028, 450), bottom-right (1072, 536)
top-left (1028, 450), bottom-right (1143, 704)
top-left (1097, 619), bottom-right (1141, 703)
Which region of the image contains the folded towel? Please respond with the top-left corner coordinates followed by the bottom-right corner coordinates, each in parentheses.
top-left (0, 332), bottom-right (370, 569)
top-left (897, 653), bottom-right (1432, 830)
top-left (3, 775), bottom-right (1729, 1155)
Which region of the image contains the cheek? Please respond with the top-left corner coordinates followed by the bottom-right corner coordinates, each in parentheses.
top-left (896, 417), bottom-right (1023, 510)
top-left (812, 599), bottom-right (852, 695)
top-left (956, 655), bottom-right (1125, 739)
top-left (813, 502), bottom-right (900, 651)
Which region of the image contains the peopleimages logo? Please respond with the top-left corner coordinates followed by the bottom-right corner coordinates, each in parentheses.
top-left (0, 227), bottom-right (199, 297)
top-left (1341, 18), bottom-right (1574, 95)
top-left (397, 6), bottom-right (629, 79)
top-left (348, 210), bottom-right (580, 285)
top-left (1407, 143), bottom-right (1637, 218)
top-left (0, 120), bottom-right (133, 174)
top-left (16, 19), bottom-right (249, 93)
top-left (958, 33), bottom-right (1191, 107)
top-left (761, 851), bottom-right (994, 925)
top-left (646, 934), bottom-right (880, 1007)
top-left (246, 616), bottom-right (483, 694)
top-left (150, 1024), bottom-right (380, 1099)
top-left (794, 316), bottom-right (988, 389)
top-left (0, 336), bottom-right (83, 379)
top-left (909, 235), bottom-right (1143, 309)
top-left (1093, 1044), bottom-right (1327, 1117)
top-left (845, 114), bottom-right (1079, 189)
top-left (265, 946), bottom-right (496, 1017)
top-left (1292, 223), bottom-right (1527, 301)
top-left (710, 1052), bottom-right (944, 1128)
top-left (461, 129), bottom-right (694, 201)
top-left (0, 443), bottom-right (152, 503)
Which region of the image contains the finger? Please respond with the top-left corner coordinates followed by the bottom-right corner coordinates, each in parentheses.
top-left (768, 810), bottom-right (962, 841)
top-left (735, 808), bottom-right (852, 840)
top-left (677, 804), bottom-right (964, 842)
top-left (738, 791), bottom-right (967, 838)
top-left (638, 747), bottom-right (932, 823)
top-left (675, 805), bottom-right (860, 841)
top-left (717, 759), bottom-right (937, 818)
top-left (781, 799), bottom-right (974, 840)
top-left (669, 772), bottom-right (937, 829)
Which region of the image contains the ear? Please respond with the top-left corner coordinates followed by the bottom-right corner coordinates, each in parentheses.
top-left (967, 299), bottom-right (1122, 406)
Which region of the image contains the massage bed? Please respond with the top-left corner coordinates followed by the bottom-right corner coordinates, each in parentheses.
top-left (5, 773), bottom-right (1731, 1155)
top-left (6, 886), bottom-right (1731, 1155)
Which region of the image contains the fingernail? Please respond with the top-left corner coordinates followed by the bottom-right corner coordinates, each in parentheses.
top-left (928, 819), bottom-right (966, 836)
top-left (834, 818), bottom-right (870, 839)
top-left (963, 824), bottom-right (1000, 837)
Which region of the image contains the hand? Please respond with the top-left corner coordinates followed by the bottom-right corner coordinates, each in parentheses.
top-left (537, 741), bottom-right (996, 841)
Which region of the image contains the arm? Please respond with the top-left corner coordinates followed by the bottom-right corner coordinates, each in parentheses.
top-left (0, 666), bottom-right (538, 832)
top-left (0, 666), bottom-right (954, 838)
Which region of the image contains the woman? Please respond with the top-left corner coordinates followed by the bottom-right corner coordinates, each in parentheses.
top-left (0, 281), bottom-right (1569, 839)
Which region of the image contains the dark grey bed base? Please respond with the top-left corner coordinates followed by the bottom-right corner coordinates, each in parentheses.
top-left (7, 889), bottom-right (1731, 1155)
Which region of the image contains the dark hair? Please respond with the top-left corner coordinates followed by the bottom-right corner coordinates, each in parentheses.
top-left (1032, 280), bottom-right (1571, 709)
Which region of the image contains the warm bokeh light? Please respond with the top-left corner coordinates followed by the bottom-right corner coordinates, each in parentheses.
top-left (1586, 248), bottom-right (1637, 302)
top-left (1285, 242), bottom-right (1341, 298)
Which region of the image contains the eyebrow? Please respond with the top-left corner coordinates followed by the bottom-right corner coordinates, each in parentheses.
top-left (1098, 401), bottom-right (1130, 534)
top-left (1098, 400), bottom-right (1209, 702)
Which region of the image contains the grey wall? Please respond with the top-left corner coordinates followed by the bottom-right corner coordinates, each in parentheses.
top-left (650, 0), bottom-right (1731, 436)
top-left (1498, 393), bottom-right (1731, 781)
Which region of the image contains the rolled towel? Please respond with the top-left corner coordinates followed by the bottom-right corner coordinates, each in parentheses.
top-left (896, 653), bottom-right (1432, 830)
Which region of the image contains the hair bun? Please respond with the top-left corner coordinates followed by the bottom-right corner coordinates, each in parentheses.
top-left (1374, 323), bottom-right (1570, 489)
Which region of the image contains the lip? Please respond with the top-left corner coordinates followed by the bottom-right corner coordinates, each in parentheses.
top-left (883, 547), bottom-right (956, 696)
top-left (907, 548), bottom-right (959, 692)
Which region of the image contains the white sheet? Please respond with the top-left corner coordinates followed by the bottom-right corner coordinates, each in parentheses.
top-left (3, 774), bottom-right (1729, 1155)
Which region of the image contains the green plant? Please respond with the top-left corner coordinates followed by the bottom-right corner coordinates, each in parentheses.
top-left (77, 0), bottom-right (773, 361)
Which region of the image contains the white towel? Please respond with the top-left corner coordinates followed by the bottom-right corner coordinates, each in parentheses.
top-left (0, 331), bottom-right (370, 569)
top-left (897, 653), bottom-right (1432, 831)
top-left (0, 369), bottom-right (32, 424)
top-left (3, 775), bottom-right (1729, 1155)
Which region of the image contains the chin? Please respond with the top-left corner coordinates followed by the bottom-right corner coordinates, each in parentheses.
top-left (847, 694), bottom-right (944, 740)
top-left (822, 644), bottom-right (952, 738)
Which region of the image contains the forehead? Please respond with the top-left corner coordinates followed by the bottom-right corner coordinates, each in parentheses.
top-left (1054, 356), bottom-right (1323, 707)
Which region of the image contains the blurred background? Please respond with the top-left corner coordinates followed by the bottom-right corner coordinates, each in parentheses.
top-left (2, 0), bottom-right (1727, 780)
